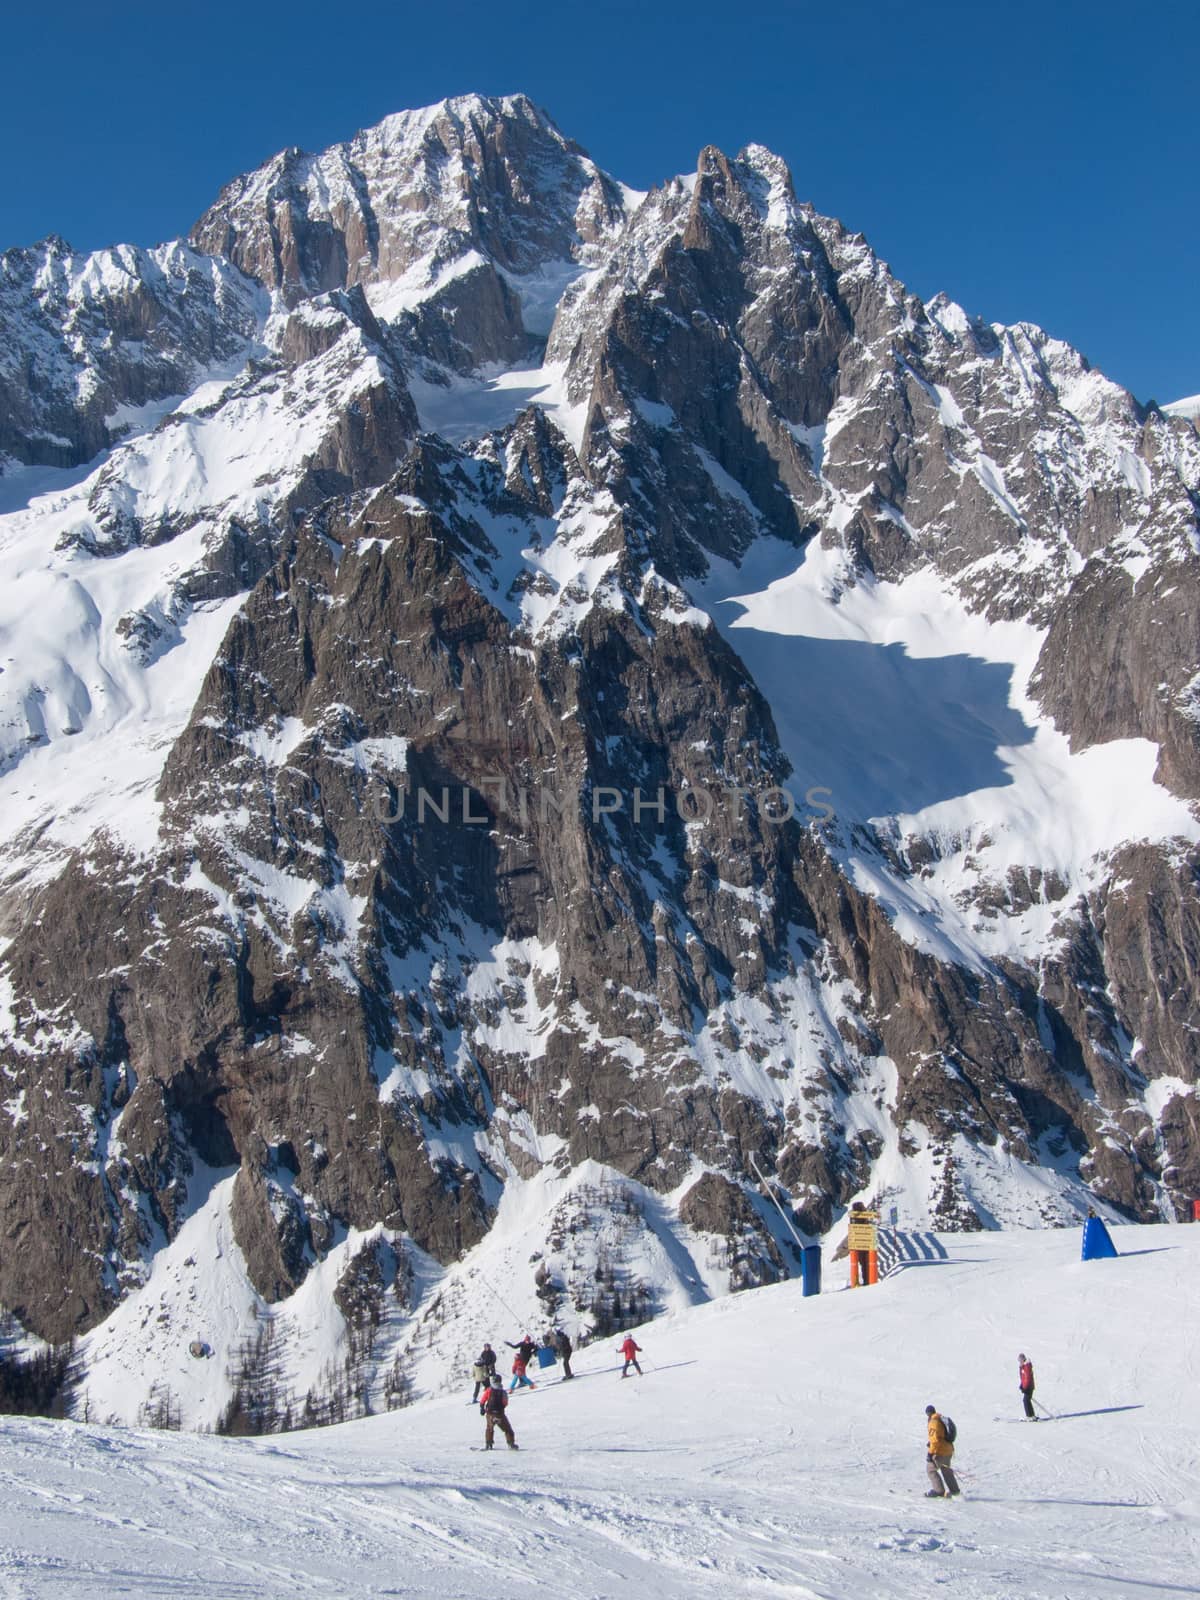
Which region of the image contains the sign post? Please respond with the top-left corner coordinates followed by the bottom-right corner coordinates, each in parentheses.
top-left (847, 1205), bottom-right (879, 1287)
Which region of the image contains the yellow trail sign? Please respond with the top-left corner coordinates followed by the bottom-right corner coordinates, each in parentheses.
top-left (847, 1209), bottom-right (879, 1250)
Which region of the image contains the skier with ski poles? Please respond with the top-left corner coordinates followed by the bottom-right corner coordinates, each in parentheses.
top-left (479, 1374), bottom-right (519, 1450)
top-left (924, 1405), bottom-right (960, 1497)
top-left (1018, 1352), bottom-right (1037, 1420)
top-left (617, 1334), bottom-right (642, 1377)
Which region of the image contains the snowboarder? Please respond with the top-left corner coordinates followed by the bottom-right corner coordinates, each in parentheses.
top-left (924, 1405), bottom-right (960, 1497)
top-left (554, 1327), bottom-right (574, 1379)
top-left (617, 1335), bottom-right (642, 1377)
top-left (471, 1343), bottom-right (498, 1403)
top-left (480, 1376), bottom-right (518, 1450)
top-left (1018, 1352), bottom-right (1037, 1420)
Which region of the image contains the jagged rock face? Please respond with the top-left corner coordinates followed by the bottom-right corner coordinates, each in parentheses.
top-left (1032, 552), bottom-right (1200, 796)
top-left (1, 93), bottom-right (1199, 1379)
top-left (677, 1171), bottom-right (787, 1288)
top-left (0, 237), bottom-right (264, 469)
top-left (0, 282), bottom-right (419, 816)
top-left (550, 143), bottom-right (1200, 804)
top-left (190, 92), bottom-right (629, 367)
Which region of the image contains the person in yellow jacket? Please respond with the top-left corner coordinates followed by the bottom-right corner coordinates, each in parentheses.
top-left (925, 1405), bottom-right (960, 1497)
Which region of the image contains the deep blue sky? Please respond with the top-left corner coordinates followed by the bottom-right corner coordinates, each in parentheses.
top-left (2, 0), bottom-right (1196, 403)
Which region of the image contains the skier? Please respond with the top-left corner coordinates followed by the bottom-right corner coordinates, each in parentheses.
top-left (506, 1335), bottom-right (538, 1391)
top-left (1018, 1352), bottom-right (1037, 1420)
top-left (617, 1334), bottom-right (642, 1377)
top-left (479, 1375), bottom-right (518, 1450)
top-left (470, 1343), bottom-right (497, 1403)
top-left (554, 1327), bottom-right (574, 1380)
top-left (508, 1353), bottom-right (536, 1392)
top-left (924, 1405), bottom-right (960, 1497)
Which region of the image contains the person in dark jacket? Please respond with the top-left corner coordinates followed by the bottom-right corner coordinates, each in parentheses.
top-left (507, 1335), bottom-right (538, 1366)
top-left (471, 1343), bottom-right (498, 1403)
top-left (480, 1378), bottom-right (518, 1449)
top-left (1018, 1353), bottom-right (1037, 1420)
top-left (554, 1327), bottom-right (574, 1380)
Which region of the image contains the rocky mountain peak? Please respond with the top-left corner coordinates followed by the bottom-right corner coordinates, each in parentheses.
top-left (188, 93), bottom-right (629, 349)
top-left (1, 93), bottom-right (1199, 1429)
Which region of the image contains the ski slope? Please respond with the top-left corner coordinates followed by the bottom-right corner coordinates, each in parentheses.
top-left (2, 1225), bottom-right (1198, 1598)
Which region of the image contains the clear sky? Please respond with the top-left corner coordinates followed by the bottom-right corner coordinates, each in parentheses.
top-left (1, 0), bottom-right (1196, 404)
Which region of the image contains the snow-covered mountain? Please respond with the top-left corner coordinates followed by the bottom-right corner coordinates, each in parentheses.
top-left (1, 92), bottom-right (1199, 1429)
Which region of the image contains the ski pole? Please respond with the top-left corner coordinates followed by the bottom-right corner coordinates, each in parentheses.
top-left (1033, 1397), bottom-right (1056, 1420)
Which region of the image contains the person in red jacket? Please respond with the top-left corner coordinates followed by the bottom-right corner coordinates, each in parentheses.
top-left (617, 1335), bottom-right (642, 1377)
top-left (479, 1377), bottom-right (518, 1449)
top-left (508, 1352), bottom-right (536, 1392)
top-left (1018, 1353), bottom-right (1037, 1420)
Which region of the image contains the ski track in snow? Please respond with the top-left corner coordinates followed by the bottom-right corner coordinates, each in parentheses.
top-left (2, 1227), bottom-right (1198, 1598)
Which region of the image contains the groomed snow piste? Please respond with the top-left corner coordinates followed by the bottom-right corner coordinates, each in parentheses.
top-left (2, 1223), bottom-right (1198, 1598)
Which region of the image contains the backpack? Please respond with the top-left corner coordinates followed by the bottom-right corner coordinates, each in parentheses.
top-left (942, 1415), bottom-right (957, 1444)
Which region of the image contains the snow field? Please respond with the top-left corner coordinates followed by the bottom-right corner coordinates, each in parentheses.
top-left (695, 537), bottom-right (1199, 967)
top-left (74, 1144), bottom-right (1124, 1441)
top-left (3, 1224), bottom-right (1198, 1598)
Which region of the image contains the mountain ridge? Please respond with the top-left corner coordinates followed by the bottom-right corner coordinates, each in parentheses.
top-left (0, 93), bottom-right (1197, 1426)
